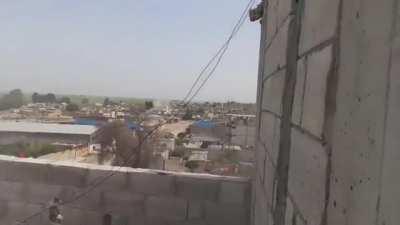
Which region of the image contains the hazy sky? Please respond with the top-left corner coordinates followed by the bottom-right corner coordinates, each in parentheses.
top-left (0, 0), bottom-right (260, 103)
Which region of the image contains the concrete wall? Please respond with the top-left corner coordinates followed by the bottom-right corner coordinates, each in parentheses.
top-left (253, 0), bottom-right (400, 225)
top-left (207, 150), bottom-right (254, 163)
top-left (0, 132), bottom-right (91, 146)
top-left (0, 155), bottom-right (250, 225)
top-left (231, 124), bottom-right (256, 149)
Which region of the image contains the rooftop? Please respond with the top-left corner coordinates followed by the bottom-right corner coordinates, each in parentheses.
top-left (0, 121), bottom-right (97, 135)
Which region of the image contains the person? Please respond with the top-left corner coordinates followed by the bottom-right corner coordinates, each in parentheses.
top-left (49, 198), bottom-right (63, 225)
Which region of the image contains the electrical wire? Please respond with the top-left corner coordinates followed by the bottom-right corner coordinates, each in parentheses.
top-left (16, 1), bottom-right (256, 223)
top-left (16, 120), bottom-right (167, 224)
top-left (182, 0), bottom-right (256, 104)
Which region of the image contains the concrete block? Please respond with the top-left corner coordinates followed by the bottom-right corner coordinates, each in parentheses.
top-left (292, 57), bottom-right (307, 125)
top-left (0, 181), bottom-right (24, 203)
top-left (0, 158), bottom-right (14, 181)
top-left (128, 171), bottom-right (175, 196)
top-left (264, 19), bottom-right (290, 76)
top-left (187, 201), bottom-right (204, 220)
top-left (145, 196), bottom-right (187, 222)
top-left (62, 207), bottom-right (85, 225)
top-left (301, 45), bottom-right (332, 137)
top-left (57, 186), bottom-right (79, 203)
top-left (69, 188), bottom-right (102, 211)
top-left (255, 140), bottom-right (266, 182)
top-left (254, 176), bottom-right (273, 225)
top-left (285, 197), bottom-right (294, 225)
top-left (326, 0), bottom-right (394, 224)
top-left (0, 201), bottom-right (45, 225)
top-left (62, 209), bottom-right (103, 225)
top-left (79, 210), bottom-right (103, 225)
top-left (278, 0), bottom-right (292, 25)
top-left (273, 118), bottom-right (281, 160)
top-left (143, 217), bottom-right (166, 225)
top-left (299, 0), bottom-right (340, 54)
top-left (263, 153), bottom-right (276, 209)
top-left (22, 183), bottom-right (64, 205)
top-left (262, 69), bottom-right (286, 115)
top-left (296, 215), bottom-right (306, 225)
top-left (259, 112), bottom-right (275, 152)
top-left (47, 164), bottom-right (89, 188)
top-left (100, 191), bottom-right (145, 215)
top-left (375, 27), bottom-right (400, 225)
top-left (176, 220), bottom-right (207, 225)
top-left (289, 128), bottom-right (327, 225)
top-left (175, 176), bottom-right (219, 202)
top-left (265, 0), bottom-right (279, 47)
top-left (219, 180), bottom-right (249, 205)
top-left (86, 168), bottom-right (128, 192)
top-left (128, 214), bottom-right (146, 225)
top-left (204, 201), bottom-right (249, 225)
top-left (259, 112), bottom-right (281, 164)
top-left (6, 160), bottom-right (48, 184)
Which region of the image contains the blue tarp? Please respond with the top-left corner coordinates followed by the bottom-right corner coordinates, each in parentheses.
top-left (74, 118), bottom-right (143, 131)
top-left (193, 120), bottom-right (216, 129)
top-left (126, 122), bottom-right (143, 131)
top-left (74, 118), bottom-right (102, 126)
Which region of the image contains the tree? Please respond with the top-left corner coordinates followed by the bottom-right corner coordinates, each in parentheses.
top-left (185, 161), bottom-right (200, 172)
top-left (59, 97), bottom-right (71, 104)
top-left (103, 97), bottom-right (110, 106)
top-left (46, 93), bottom-right (56, 103)
top-left (182, 110), bottom-right (193, 120)
top-left (66, 103), bottom-right (79, 112)
top-left (32, 92), bottom-right (39, 103)
top-left (8, 89), bottom-right (24, 106)
top-left (32, 92), bottom-right (56, 103)
top-left (0, 89), bottom-right (24, 110)
top-left (81, 98), bottom-right (89, 105)
top-left (145, 101), bottom-right (154, 110)
top-left (97, 121), bottom-right (141, 167)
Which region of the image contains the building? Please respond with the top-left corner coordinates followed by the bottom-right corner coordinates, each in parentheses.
top-left (0, 121), bottom-right (98, 146)
top-left (252, 0), bottom-right (400, 225)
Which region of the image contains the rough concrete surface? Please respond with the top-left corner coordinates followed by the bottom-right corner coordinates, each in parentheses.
top-left (0, 156), bottom-right (250, 225)
top-left (253, 0), bottom-right (400, 224)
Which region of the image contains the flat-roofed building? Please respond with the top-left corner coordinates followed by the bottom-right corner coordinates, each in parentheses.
top-left (0, 121), bottom-right (98, 146)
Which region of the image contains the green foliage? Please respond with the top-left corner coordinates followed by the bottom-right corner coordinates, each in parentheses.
top-left (175, 137), bottom-right (184, 146)
top-left (97, 121), bottom-right (141, 167)
top-left (185, 160), bottom-right (200, 171)
top-left (32, 92), bottom-right (56, 103)
top-left (0, 89), bottom-right (24, 110)
top-left (182, 110), bottom-right (193, 120)
top-left (81, 97), bottom-right (89, 105)
top-left (59, 96), bottom-right (71, 104)
top-left (145, 101), bottom-right (154, 110)
top-left (169, 148), bottom-right (186, 157)
top-left (66, 103), bottom-right (79, 112)
top-left (0, 143), bottom-right (57, 158)
top-left (103, 97), bottom-right (111, 106)
top-left (30, 144), bottom-right (57, 158)
top-left (216, 150), bottom-right (239, 164)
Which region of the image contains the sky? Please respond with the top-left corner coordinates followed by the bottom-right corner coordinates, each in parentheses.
top-left (0, 0), bottom-right (260, 103)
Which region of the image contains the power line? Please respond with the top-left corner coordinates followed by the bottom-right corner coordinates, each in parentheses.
top-left (16, 1), bottom-right (256, 223)
top-left (16, 120), bottom-right (166, 224)
top-left (182, 0), bottom-right (256, 104)
top-left (183, 0), bottom-right (254, 104)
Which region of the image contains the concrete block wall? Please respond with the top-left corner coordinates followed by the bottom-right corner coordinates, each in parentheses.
top-left (0, 155), bottom-right (250, 225)
top-left (253, 0), bottom-right (400, 224)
